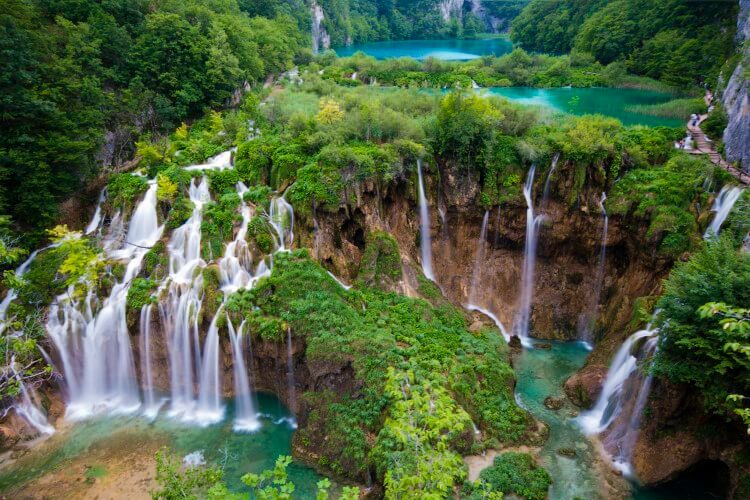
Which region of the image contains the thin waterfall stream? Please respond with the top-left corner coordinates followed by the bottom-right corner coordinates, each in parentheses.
top-left (514, 164), bottom-right (541, 346)
top-left (416, 158), bottom-right (434, 281)
top-left (704, 185), bottom-right (744, 239)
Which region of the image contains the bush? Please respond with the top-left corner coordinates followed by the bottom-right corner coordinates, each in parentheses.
top-left (126, 278), bottom-right (157, 312)
top-left (653, 236), bottom-right (750, 418)
top-left (473, 452), bottom-right (551, 500)
top-left (356, 231), bottom-right (402, 289)
top-left (702, 104), bottom-right (729, 141)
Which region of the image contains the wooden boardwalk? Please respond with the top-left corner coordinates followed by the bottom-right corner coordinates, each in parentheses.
top-left (685, 92), bottom-right (749, 186)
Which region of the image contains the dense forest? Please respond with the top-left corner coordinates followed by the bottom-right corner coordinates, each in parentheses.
top-left (511, 0), bottom-right (738, 87)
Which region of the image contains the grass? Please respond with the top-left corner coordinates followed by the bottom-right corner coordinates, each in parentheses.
top-left (625, 97), bottom-right (705, 119)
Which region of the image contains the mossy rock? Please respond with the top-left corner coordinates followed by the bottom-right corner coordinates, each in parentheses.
top-left (247, 215), bottom-right (274, 255)
top-left (201, 265), bottom-right (223, 321)
top-left (356, 231), bottom-right (402, 290)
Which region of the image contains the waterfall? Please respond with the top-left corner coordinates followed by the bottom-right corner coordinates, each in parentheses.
top-left (219, 183), bottom-right (254, 294)
top-left (704, 185), bottom-right (744, 239)
top-left (607, 336), bottom-right (658, 476)
top-left (9, 358), bottom-right (54, 435)
top-left (195, 310), bottom-right (224, 425)
top-left (542, 152), bottom-right (561, 209)
top-left (85, 188), bottom-right (106, 235)
top-left (0, 244), bottom-right (59, 333)
top-left (327, 270), bottom-right (352, 290)
top-left (311, 0), bottom-right (330, 53)
top-left (514, 164), bottom-right (541, 345)
top-left (416, 158), bottom-right (435, 281)
top-left (139, 304), bottom-right (161, 419)
top-left (47, 183), bottom-right (163, 419)
top-left (466, 305), bottom-right (510, 343)
top-left (579, 193), bottom-right (609, 346)
top-left (162, 177), bottom-right (210, 420)
top-left (229, 320), bottom-right (260, 432)
top-left (577, 325), bottom-right (659, 435)
top-left (468, 210), bottom-right (490, 305)
top-left (270, 196), bottom-right (294, 252)
top-left (286, 327), bottom-right (297, 426)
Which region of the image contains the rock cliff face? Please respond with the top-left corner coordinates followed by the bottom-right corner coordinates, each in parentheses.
top-left (722, 0), bottom-right (750, 172)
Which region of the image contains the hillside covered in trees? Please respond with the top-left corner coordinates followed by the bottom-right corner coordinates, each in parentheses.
top-left (512, 0), bottom-right (738, 87)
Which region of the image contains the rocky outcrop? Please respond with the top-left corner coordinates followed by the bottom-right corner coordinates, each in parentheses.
top-left (631, 379), bottom-right (749, 497)
top-left (722, 0), bottom-right (750, 172)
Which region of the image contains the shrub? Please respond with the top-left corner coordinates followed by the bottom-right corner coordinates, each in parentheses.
top-left (473, 452), bottom-right (551, 500)
top-left (107, 174), bottom-right (148, 208)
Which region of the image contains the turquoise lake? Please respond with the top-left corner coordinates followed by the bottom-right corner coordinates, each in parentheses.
top-left (334, 37), bottom-right (513, 60)
top-left (486, 87), bottom-right (683, 128)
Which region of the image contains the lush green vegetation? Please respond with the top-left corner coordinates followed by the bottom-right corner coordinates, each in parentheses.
top-left (318, 47), bottom-right (665, 89)
top-left (653, 236), bottom-right (750, 425)
top-left (153, 450), bottom-right (359, 499)
top-left (608, 154), bottom-right (732, 257)
top-left (625, 98), bottom-right (704, 120)
top-left (465, 452), bottom-right (552, 500)
top-left (512, 0), bottom-right (737, 88)
top-left (225, 249), bottom-right (530, 494)
top-left (0, 0), bottom-right (307, 247)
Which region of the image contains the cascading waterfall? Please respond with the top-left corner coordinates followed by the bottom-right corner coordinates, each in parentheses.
top-left (514, 164), bottom-right (541, 345)
top-left (541, 152), bottom-right (561, 209)
top-left (704, 185), bottom-right (744, 239)
top-left (195, 309), bottom-right (224, 424)
top-left (577, 325), bottom-right (659, 436)
top-left (468, 210), bottom-right (490, 306)
top-left (607, 335), bottom-right (658, 476)
top-left (229, 320), bottom-right (260, 432)
top-left (416, 158), bottom-right (435, 281)
top-left (47, 182), bottom-right (163, 419)
top-left (578, 193), bottom-right (609, 347)
top-left (8, 357), bottom-right (54, 435)
top-left (161, 177), bottom-right (211, 421)
top-left (139, 304), bottom-right (160, 418)
top-left (270, 196), bottom-right (294, 252)
top-left (85, 188), bottom-right (106, 235)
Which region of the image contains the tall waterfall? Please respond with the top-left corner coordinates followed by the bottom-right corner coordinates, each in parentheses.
top-left (229, 320), bottom-right (260, 432)
top-left (468, 210), bottom-right (490, 305)
top-left (704, 185), bottom-right (744, 239)
top-left (579, 193), bottom-right (609, 346)
top-left (577, 321), bottom-right (660, 476)
top-left (47, 182), bottom-right (163, 419)
top-left (270, 196), bottom-right (295, 252)
top-left (139, 304), bottom-right (160, 418)
top-left (514, 164), bottom-right (541, 345)
top-left (195, 310), bottom-right (224, 424)
top-left (161, 177), bottom-right (211, 421)
top-left (416, 158), bottom-right (435, 281)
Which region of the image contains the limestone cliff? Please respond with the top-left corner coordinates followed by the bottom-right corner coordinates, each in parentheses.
top-left (722, 0), bottom-right (750, 172)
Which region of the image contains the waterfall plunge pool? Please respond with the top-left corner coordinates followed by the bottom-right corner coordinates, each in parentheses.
top-left (0, 393), bottom-right (322, 498)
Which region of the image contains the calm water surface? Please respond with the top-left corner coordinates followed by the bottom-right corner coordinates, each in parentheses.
top-left (335, 38), bottom-right (513, 60)
top-left (487, 87), bottom-right (682, 127)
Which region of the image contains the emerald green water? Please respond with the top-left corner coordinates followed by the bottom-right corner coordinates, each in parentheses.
top-left (514, 341), bottom-right (601, 499)
top-left (334, 38), bottom-right (513, 60)
top-left (486, 87), bottom-right (682, 127)
top-left (0, 393), bottom-right (321, 496)
top-left (515, 342), bottom-right (725, 500)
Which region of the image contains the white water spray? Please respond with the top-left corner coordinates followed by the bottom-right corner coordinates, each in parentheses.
top-left (704, 185), bottom-right (744, 239)
top-left (416, 158), bottom-right (434, 281)
top-left (514, 164), bottom-right (541, 345)
top-left (229, 320), bottom-right (260, 432)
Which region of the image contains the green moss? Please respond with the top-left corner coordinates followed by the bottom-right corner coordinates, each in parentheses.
top-left (201, 193), bottom-right (240, 260)
top-left (126, 278), bottom-right (157, 312)
top-left (201, 265), bottom-right (223, 321)
top-left (143, 241), bottom-right (168, 279)
top-left (243, 185), bottom-right (273, 212)
top-left (166, 196), bottom-right (194, 229)
top-left (356, 231), bottom-right (402, 289)
top-left (247, 215), bottom-right (274, 254)
top-left (107, 174), bottom-right (149, 209)
top-left (207, 169), bottom-right (240, 195)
